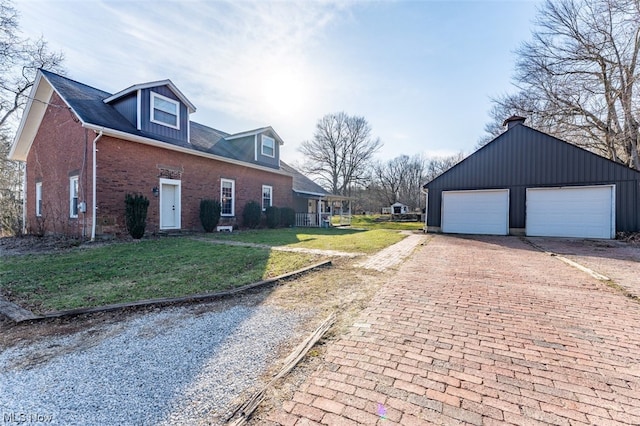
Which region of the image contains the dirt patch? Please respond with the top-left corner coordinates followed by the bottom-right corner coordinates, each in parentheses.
top-left (0, 235), bottom-right (111, 256)
top-left (242, 258), bottom-right (387, 423)
top-left (617, 231), bottom-right (640, 244)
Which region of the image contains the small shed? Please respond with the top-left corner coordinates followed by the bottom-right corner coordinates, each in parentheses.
top-left (390, 202), bottom-right (409, 214)
top-left (423, 117), bottom-right (640, 239)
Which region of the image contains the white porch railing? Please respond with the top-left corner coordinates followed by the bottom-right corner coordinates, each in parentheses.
top-left (295, 213), bottom-right (351, 227)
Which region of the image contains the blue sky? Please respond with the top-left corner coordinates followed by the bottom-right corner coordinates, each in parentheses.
top-left (14, 0), bottom-right (540, 165)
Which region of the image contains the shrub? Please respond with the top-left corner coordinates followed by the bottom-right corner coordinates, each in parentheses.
top-left (280, 207), bottom-right (295, 228)
top-left (242, 200), bottom-right (262, 228)
top-left (125, 194), bottom-right (149, 239)
top-left (199, 199), bottom-right (221, 232)
top-left (265, 206), bottom-right (281, 228)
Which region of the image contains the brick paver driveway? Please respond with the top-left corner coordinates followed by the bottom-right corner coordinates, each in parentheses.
top-left (264, 235), bottom-right (640, 425)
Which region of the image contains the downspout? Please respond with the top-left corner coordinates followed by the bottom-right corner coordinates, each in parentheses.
top-left (21, 163), bottom-right (27, 235)
top-left (91, 130), bottom-right (103, 241)
top-left (421, 187), bottom-right (429, 233)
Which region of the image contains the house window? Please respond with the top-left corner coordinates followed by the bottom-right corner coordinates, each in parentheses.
top-left (262, 185), bottom-right (272, 211)
top-left (221, 179), bottom-right (235, 216)
top-left (69, 176), bottom-right (79, 218)
top-left (150, 91), bottom-right (180, 129)
top-left (261, 135), bottom-right (275, 157)
top-left (35, 182), bottom-right (42, 217)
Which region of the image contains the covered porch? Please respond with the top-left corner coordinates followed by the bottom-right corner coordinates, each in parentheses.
top-left (294, 195), bottom-right (352, 228)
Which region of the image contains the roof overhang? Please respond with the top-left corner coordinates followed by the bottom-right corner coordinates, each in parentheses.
top-left (82, 123), bottom-right (291, 176)
top-left (225, 126), bottom-right (285, 145)
top-left (293, 190), bottom-right (351, 201)
top-left (9, 70), bottom-right (78, 161)
top-left (103, 79), bottom-right (196, 113)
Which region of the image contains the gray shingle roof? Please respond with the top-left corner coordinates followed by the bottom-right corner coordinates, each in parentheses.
top-left (41, 70), bottom-right (248, 162)
top-left (280, 161), bottom-right (330, 196)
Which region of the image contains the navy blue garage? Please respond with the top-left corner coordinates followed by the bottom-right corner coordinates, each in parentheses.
top-left (423, 117), bottom-right (640, 239)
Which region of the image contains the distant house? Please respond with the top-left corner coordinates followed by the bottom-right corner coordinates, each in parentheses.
top-left (9, 70), bottom-right (334, 238)
top-left (423, 116), bottom-right (640, 239)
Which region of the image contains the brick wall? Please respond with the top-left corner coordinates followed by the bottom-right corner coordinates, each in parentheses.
top-left (25, 92), bottom-right (294, 237)
top-left (25, 92), bottom-right (93, 237)
top-left (96, 137), bottom-right (293, 235)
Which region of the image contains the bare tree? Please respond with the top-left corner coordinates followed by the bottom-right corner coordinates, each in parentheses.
top-left (299, 112), bottom-right (382, 196)
top-left (370, 152), bottom-right (463, 212)
top-left (483, 0), bottom-right (640, 170)
top-left (0, 0), bottom-right (64, 235)
top-left (372, 154), bottom-right (427, 210)
top-left (424, 153), bottom-right (465, 183)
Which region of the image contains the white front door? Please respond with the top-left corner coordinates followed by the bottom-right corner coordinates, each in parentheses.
top-left (526, 185), bottom-right (615, 238)
top-left (160, 178), bottom-right (181, 230)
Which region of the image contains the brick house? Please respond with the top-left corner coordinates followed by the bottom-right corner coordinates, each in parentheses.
top-left (9, 70), bottom-right (325, 238)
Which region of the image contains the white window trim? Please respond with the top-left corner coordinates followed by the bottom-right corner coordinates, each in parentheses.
top-left (150, 91), bottom-right (180, 130)
top-left (262, 185), bottom-right (273, 211)
top-left (159, 178), bottom-right (181, 230)
top-left (261, 135), bottom-right (275, 158)
top-left (35, 182), bottom-right (42, 217)
top-left (69, 176), bottom-right (79, 218)
top-left (221, 178), bottom-right (235, 217)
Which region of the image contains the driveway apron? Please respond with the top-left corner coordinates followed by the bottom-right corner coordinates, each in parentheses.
top-left (265, 235), bottom-right (640, 425)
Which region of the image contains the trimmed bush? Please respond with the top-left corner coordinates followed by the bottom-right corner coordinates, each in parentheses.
top-left (242, 200), bottom-right (262, 228)
top-left (199, 199), bottom-right (222, 232)
top-left (125, 194), bottom-right (149, 239)
top-left (265, 206), bottom-right (281, 228)
top-left (280, 207), bottom-right (295, 228)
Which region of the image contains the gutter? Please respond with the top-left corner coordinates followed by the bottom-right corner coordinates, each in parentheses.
top-left (91, 130), bottom-right (103, 241)
top-left (82, 123), bottom-right (291, 177)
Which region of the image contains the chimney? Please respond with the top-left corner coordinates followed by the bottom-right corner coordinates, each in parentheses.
top-left (503, 115), bottom-right (526, 130)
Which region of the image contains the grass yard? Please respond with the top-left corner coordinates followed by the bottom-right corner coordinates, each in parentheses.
top-left (347, 215), bottom-right (425, 231)
top-left (204, 227), bottom-right (406, 253)
top-left (0, 238), bottom-right (321, 314)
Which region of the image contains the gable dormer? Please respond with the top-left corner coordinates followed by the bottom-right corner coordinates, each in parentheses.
top-left (104, 80), bottom-right (196, 143)
top-left (224, 127), bottom-right (283, 169)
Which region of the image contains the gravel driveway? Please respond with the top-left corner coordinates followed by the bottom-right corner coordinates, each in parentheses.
top-left (1, 299), bottom-right (307, 425)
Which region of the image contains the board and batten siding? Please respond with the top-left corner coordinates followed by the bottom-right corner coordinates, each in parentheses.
top-left (110, 92), bottom-right (138, 126)
top-left (424, 124), bottom-right (640, 233)
top-left (139, 86), bottom-right (190, 142)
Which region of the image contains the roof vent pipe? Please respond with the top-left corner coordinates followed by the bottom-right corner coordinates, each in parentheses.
top-left (503, 115), bottom-right (526, 130)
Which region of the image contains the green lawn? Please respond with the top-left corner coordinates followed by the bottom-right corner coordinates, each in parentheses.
top-left (346, 214), bottom-right (425, 231)
top-left (1, 228), bottom-right (409, 314)
top-left (204, 227), bottom-right (406, 253)
top-left (0, 238), bottom-right (320, 314)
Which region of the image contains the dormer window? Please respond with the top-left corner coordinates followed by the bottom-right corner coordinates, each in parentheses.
top-left (261, 135), bottom-right (275, 157)
top-left (151, 91), bottom-right (180, 129)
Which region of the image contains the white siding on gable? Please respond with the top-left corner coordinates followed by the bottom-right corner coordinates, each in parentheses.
top-left (441, 189), bottom-right (509, 235)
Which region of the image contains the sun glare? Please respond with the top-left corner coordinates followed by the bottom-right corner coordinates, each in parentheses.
top-left (262, 70), bottom-right (308, 117)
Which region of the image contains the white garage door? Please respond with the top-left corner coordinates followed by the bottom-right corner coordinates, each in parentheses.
top-left (441, 189), bottom-right (509, 235)
top-left (526, 185), bottom-right (615, 239)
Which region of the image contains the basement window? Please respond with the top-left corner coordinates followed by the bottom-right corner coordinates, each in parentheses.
top-left (151, 91), bottom-right (180, 129)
